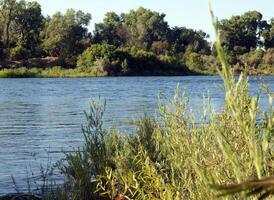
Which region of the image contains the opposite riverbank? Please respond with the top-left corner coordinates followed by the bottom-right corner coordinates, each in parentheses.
top-left (0, 65), bottom-right (272, 78)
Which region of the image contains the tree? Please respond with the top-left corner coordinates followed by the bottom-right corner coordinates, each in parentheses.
top-left (168, 26), bottom-right (211, 55)
top-left (93, 12), bottom-right (128, 47)
top-left (262, 18), bottom-right (274, 49)
top-left (218, 11), bottom-right (267, 54)
top-left (42, 9), bottom-right (91, 66)
top-left (123, 7), bottom-right (169, 51)
top-left (0, 0), bottom-right (18, 49)
top-left (151, 40), bottom-right (169, 55)
top-left (13, 1), bottom-right (44, 56)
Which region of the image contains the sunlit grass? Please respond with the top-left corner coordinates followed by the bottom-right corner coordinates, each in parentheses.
top-left (0, 66), bottom-right (97, 78)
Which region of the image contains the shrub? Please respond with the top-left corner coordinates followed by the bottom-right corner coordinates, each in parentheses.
top-left (240, 49), bottom-right (264, 69)
top-left (116, 47), bottom-right (161, 73)
top-left (183, 52), bottom-right (204, 70)
top-left (77, 44), bottom-right (117, 70)
top-left (91, 58), bottom-right (110, 76)
top-left (262, 48), bottom-right (274, 66)
top-left (10, 45), bottom-right (29, 60)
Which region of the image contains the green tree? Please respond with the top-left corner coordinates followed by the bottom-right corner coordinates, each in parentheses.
top-left (218, 11), bottom-right (267, 54)
top-left (168, 26), bottom-right (211, 55)
top-left (124, 7), bottom-right (169, 51)
top-left (0, 0), bottom-right (18, 49)
top-left (93, 12), bottom-right (128, 47)
top-left (262, 18), bottom-right (274, 49)
top-left (42, 9), bottom-right (91, 66)
top-left (14, 1), bottom-right (44, 57)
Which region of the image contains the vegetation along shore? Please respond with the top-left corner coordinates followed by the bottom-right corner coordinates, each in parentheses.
top-left (0, 1), bottom-right (274, 77)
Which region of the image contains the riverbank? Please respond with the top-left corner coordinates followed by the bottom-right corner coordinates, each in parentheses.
top-left (0, 66), bottom-right (273, 78)
top-left (0, 66), bottom-right (200, 78)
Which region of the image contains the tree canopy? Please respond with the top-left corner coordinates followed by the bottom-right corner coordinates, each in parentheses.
top-left (0, 2), bottom-right (273, 75)
top-left (218, 11), bottom-right (268, 54)
top-left (42, 9), bottom-right (91, 66)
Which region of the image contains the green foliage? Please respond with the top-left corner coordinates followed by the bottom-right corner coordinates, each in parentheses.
top-left (0, 67), bottom-right (37, 77)
top-left (0, 0), bottom-right (20, 49)
top-left (42, 9), bottom-right (91, 66)
top-left (10, 44), bottom-right (28, 60)
top-left (183, 52), bottom-right (204, 70)
top-left (0, 3), bottom-right (273, 75)
top-left (262, 48), bottom-right (274, 66)
top-left (0, 0), bottom-right (44, 58)
top-left (76, 45), bottom-right (190, 76)
top-left (77, 43), bottom-right (117, 70)
top-left (0, 3), bottom-right (273, 77)
top-left (168, 27), bottom-right (211, 55)
top-left (118, 47), bottom-right (160, 73)
top-left (124, 7), bottom-right (169, 51)
top-left (218, 11), bottom-right (267, 54)
top-left (93, 12), bottom-right (127, 47)
top-left (14, 1), bottom-right (44, 56)
top-left (0, 66), bottom-right (97, 78)
top-left (262, 18), bottom-right (274, 49)
top-left (240, 49), bottom-right (264, 69)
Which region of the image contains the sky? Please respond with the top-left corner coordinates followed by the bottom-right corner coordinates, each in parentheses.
top-left (30, 0), bottom-right (273, 41)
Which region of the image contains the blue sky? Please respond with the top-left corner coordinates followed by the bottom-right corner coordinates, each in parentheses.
top-left (31, 0), bottom-right (273, 41)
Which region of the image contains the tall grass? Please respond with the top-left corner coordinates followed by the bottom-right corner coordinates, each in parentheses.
top-left (0, 66), bottom-right (97, 78)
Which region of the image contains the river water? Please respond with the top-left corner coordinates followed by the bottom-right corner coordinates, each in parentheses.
top-left (0, 76), bottom-right (273, 194)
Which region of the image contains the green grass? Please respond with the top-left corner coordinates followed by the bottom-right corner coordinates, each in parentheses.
top-left (0, 66), bottom-right (97, 78)
top-left (0, 64), bottom-right (272, 78)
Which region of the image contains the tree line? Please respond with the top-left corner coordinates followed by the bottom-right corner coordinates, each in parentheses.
top-left (0, 0), bottom-right (273, 75)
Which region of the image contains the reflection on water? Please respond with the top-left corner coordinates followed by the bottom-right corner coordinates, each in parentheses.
top-left (0, 76), bottom-right (273, 193)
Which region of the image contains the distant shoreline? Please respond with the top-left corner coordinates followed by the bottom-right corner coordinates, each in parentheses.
top-left (0, 66), bottom-right (272, 78)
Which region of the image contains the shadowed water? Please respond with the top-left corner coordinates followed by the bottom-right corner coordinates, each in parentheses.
top-left (0, 76), bottom-right (273, 194)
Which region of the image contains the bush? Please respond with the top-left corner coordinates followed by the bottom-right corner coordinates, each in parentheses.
top-left (77, 44), bottom-right (117, 70)
top-left (116, 47), bottom-right (161, 73)
top-left (91, 58), bottom-right (111, 76)
top-left (240, 49), bottom-right (264, 69)
top-left (183, 52), bottom-right (204, 70)
top-left (77, 45), bottom-right (197, 76)
top-left (262, 48), bottom-right (274, 66)
top-left (10, 45), bottom-right (29, 60)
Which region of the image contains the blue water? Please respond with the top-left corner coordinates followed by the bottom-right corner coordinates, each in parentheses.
top-left (0, 76), bottom-right (273, 194)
